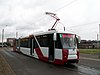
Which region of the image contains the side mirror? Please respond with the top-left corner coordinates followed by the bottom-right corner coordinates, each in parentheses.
top-left (76, 35), bottom-right (81, 43)
top-left (53, 33), bottom-right (57, 41)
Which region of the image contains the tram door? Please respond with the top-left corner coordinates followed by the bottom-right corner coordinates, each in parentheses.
top-left (30, 38), bottom-right (34, 56)
top-left (30, 38), bottom-right (32, 55)
top-left (48, 34), bottom-right (54, 61)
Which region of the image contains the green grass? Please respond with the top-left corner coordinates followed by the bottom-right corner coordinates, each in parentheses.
top-left (79, 49), bottom-right (100, 54)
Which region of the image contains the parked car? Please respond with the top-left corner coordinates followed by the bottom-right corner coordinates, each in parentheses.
top-left (0, 43), bottom-right (7, 47)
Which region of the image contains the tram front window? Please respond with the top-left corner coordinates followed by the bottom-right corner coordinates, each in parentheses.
top-left (59, 34), bottom-right (77, 49)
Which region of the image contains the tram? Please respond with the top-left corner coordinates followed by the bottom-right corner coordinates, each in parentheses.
top-left (13, 30), bottom-right (80, 65)
top-left (13, 12), bottom-right (81, 65)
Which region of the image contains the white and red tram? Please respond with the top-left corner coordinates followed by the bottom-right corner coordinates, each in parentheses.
top-left (13, 30), bottom-right (80, 65)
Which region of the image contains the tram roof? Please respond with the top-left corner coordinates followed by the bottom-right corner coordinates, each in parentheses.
top-left (18, 30), bottom-right (76, 39)
top-left (32, 30), bottom-right (75, 36)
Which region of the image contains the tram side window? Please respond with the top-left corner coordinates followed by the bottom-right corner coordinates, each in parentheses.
top-left (20, 38), bottom-right (30, 48)
top-left (41, 35), bottom-right (48, 47)
top-left (36, 35), bottom-right (48, 47)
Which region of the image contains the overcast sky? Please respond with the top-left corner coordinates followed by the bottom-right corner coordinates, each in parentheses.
top-left (0, 0), bottom-right (100, 42)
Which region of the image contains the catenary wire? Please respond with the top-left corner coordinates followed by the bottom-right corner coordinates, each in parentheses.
top-left (53, 0), bottom-right (77, 12)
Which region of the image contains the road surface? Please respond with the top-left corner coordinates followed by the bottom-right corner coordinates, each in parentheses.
top-left (0, 47), bottom-right (100, 75)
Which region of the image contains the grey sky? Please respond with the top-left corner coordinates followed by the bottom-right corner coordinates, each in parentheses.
top-left (0, 0), bottom-right (100, 42)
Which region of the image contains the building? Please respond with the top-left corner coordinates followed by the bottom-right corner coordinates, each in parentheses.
top-left (7, 38), bottom-right (15, 46)
top-left (78, 40), bottom-right (100, 49)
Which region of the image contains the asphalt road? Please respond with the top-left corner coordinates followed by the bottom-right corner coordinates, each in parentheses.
top-left (0, 47), bottom-right (100, 75)
top-left (79, 53), bottom-right (100, 70)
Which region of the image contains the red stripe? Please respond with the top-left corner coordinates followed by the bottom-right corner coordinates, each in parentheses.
top-left (35, 48), bottom-right (48, 61)
top-left (35, 48), bottom-right (43, 59)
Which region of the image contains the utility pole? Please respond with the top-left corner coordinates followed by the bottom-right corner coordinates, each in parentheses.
top-left (98, 24), bottom-right (100, 48)
top-left (99, 24), bottom-right (100, 58)
top-left (97, 34), bottom-right (99, 49)
top-left (99, 24), bottom-right (100, 40)
top-left (1, 25), bottom-right (7, 48)
top-left (16, 32), bottom-right (18, 38)
top-left (97, 24), bottom-right (100, 49)
top-left (2, 29), bottom-right (4, 47)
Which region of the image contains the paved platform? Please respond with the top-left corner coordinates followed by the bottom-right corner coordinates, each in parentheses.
top-left (0, 52), bottom-right (15, 75)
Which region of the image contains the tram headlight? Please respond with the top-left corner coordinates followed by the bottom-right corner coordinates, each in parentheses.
top-left (63, 49), bottom-right (68, 60)
top-left (64, 56), bottom-right (66, 58)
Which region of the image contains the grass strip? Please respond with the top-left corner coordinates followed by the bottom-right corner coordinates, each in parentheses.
top-left (79, 49), bottom-right (100, 54)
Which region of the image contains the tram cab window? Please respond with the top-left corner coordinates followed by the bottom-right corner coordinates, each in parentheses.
top-left (55, 34), bottom-right (62, 49)
top-left (59, 34), bottom-right (77, 49)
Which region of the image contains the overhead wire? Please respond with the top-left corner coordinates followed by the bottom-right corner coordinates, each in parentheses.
top-left (66, 20), bottom-right (100, 28)
top-left (54, 19), bottom-right (100, 34)
top-left (53, 0), bottom-right (77, 12)
top-left (30, 0), bottom-right (78, 30)
top-left (51, 0), bottom-right (100, 30)
top-left (27, 0), bottom-right (79, 31)
top-left (51, 0), bottom-right (78, 30)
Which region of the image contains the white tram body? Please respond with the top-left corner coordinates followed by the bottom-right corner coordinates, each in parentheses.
top-left (13, 30), bottom-right (80, 65)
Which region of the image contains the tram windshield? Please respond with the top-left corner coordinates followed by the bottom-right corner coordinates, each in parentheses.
top-left (59, 34), bottom-right (77, 49)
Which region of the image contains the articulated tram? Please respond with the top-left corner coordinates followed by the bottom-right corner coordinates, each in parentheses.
top-left (13, 30), bottom-right (80, 65)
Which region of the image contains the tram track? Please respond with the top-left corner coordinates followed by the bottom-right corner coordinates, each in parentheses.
top-left (63, 64), bottom-right (88, 75)
top-left (63, 63), bottom-right (100, 75)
